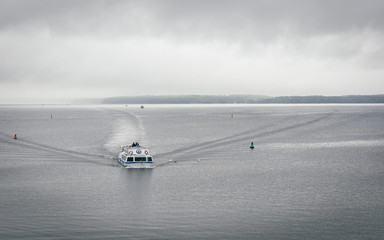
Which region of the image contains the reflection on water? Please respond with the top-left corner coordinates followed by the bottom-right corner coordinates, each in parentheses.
top-left (118, 168), bottom-right (153, 201)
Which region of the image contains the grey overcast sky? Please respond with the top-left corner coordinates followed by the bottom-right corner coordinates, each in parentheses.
top-left (0, 0), bottom-right (384, 103)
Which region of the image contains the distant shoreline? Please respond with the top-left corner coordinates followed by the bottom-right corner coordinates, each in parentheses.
top-left (2, 94), bottom-right (384, 105)
top-left (100, 94), bottom-right (384, 104)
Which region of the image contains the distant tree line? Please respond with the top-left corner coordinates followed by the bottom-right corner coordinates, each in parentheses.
top-left (259, 95), bottom-right (384, 103)
top-left (102, 95), bottom-right (268, 104)
top-left (101, 94), bottom-right (384, 104)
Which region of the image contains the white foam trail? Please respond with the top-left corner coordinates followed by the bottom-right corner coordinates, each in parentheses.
top-left (260, 140), bottom-right (384, 149)
top-left (104, 118), bottom-right (145, 154)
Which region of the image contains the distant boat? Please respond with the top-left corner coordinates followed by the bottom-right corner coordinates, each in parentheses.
top-left (118, 143), bottom-right (155, 168)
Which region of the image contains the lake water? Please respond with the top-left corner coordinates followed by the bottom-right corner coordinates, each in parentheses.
top-left (0, 104), bottom-right (383, 239)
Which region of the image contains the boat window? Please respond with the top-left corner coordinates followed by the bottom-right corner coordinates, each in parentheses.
top-left (122, 155), bottom-right (127, 161)
top-left (127, 157), bottom-right (133, 162)
top-left (135, 157), bottom-right (146, 162)
top-left (147, 157), bottom-right (152, 162)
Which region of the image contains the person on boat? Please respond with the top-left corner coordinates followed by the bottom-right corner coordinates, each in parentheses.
top-left (136, 142), bottom-right (140, 147)
top-left (132, 142), bottom-right (136, 147)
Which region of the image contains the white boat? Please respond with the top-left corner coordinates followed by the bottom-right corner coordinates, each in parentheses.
top-left (118, 143), bottom-right (155, 168)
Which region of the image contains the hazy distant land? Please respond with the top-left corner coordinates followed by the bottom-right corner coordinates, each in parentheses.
top-left (100, 95), bottom-right (267, 104)
top-left (98, 94), bottom-right (384, 104)
top-left (259, 95), bottom-right (384, 104)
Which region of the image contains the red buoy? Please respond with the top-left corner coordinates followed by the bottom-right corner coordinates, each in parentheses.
top-left (13, 134), bottom-right (17, 140)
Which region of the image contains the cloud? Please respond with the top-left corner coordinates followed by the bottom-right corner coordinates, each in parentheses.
top-left (0, 0), bottom-right (383, 102)
top-left (1, 0), bottom-right (383, 59)
top-left (2, 0), bottom-right (384, 38)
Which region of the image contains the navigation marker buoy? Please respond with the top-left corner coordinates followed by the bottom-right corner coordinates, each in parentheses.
top-left (13, 134), bottom-right (17, 140)
top-left (250, 142), bottom-right (254, 149)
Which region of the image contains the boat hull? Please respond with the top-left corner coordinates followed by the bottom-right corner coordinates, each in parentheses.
top-left (118, 157), bottom-right (155, 168)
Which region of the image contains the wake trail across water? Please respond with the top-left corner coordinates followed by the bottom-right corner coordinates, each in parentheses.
top-left (155, 114), bottom-right (332, 162)
top-left (0, 106), bottom-right (150, 168)
top-left (0, 132), bottom-right (117, 167)
top-left (101, 107), bottom-right (146, 154)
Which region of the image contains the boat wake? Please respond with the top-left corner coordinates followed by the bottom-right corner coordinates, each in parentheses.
top-left (102, 108), bottom-right (146, 154)
top-left (0, 132), bottom-right (117, 167)
top-left (154, 114), bottom-right (332, 164)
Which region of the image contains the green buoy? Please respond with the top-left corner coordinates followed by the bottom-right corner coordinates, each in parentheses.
top-left (250, 142), bottom-right (254, 149)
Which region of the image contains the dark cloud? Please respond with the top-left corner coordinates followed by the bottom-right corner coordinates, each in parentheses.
top-left (0, 0), bottom-right (383, 102)
top-left (1, 0), bottom-right (384, 40)
top-left (148, 0), bottom-right (384, 40)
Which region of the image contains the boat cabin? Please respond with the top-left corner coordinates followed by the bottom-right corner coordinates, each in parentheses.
top-left (120, 153), bottom-right (153, 162)
top-left (118, 144), bottom-right (155, 168)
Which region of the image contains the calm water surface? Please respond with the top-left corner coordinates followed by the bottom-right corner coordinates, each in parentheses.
top-left (0, 104), bottom-right (383, 239)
